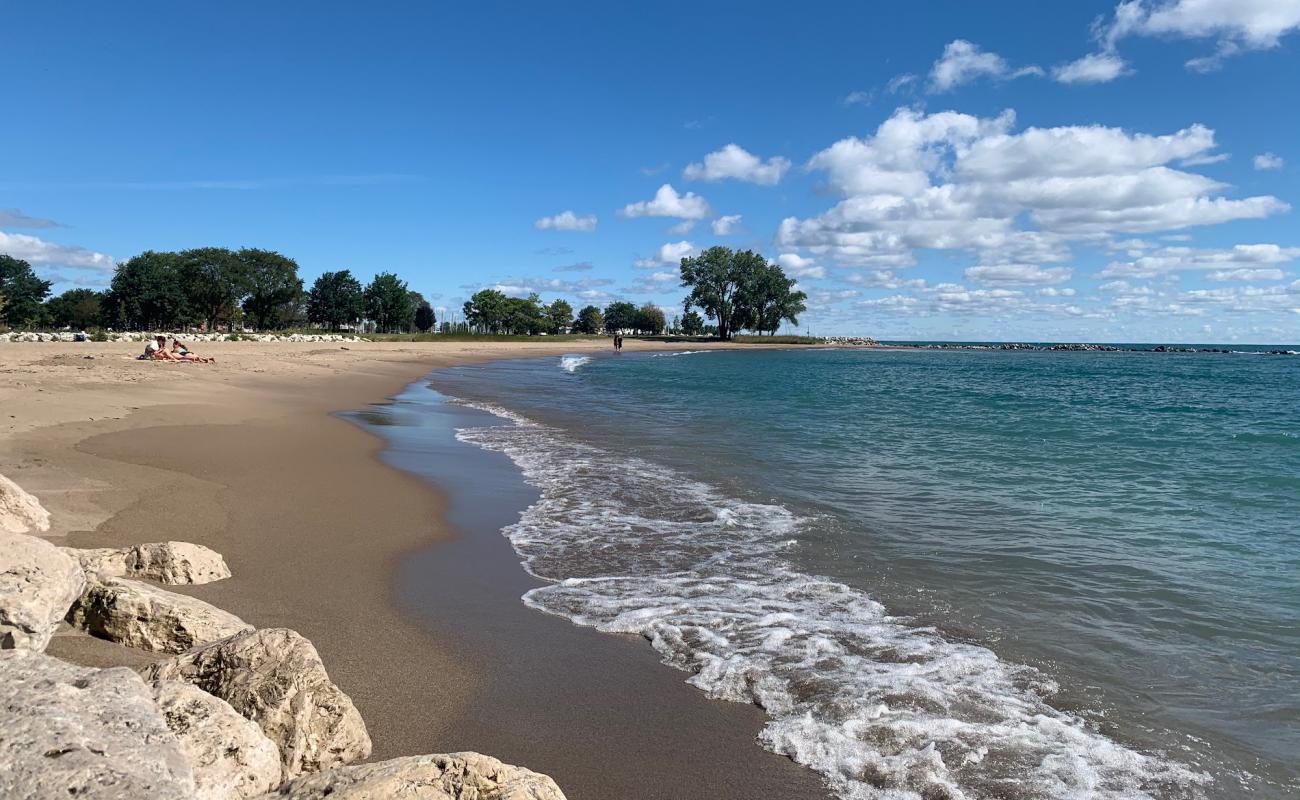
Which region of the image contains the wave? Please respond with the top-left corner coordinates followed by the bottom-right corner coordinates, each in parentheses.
top-left (452, 399), bottom-right (1210, 800)
top-left (559, 354), bottom-right (592, 373)
top-left (650, 349), bottom-right (711, 358)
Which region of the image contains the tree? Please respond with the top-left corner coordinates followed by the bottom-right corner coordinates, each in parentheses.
top-left (572, 305), bottom-right (603, 334)
top-left (101, 251), bottom-right (192, 330)
top-left (238, 248), bottom-right (302, 330)
top-left (414, 301), bottom-right (436, 333)
top-left (546, 298), bottom-right (573, 334)
top-left (178, 247), bottom-right (246, 331)
top-left (363, 273), bottom-right (414, 333)
top-left (635, 302), bottom-right (665, 335)
top-left (0, 255), bottom-right (54, 329)
top-left (602, 300), bottom-right (638, 333)
top-left (307, 270), bottom-right (364, 330)
top-left (681, 309), bottom-right (705, 336)
top-left (463, 289), bottom-right (509, 333)
top-left (502, 293), bottom-right (548, 335)
top-left (679, 246), bottom-right (768, 339)
top-left (46, 288), bottom-right (103, 329)
top-left (405, 291), bottom-right (426, 333)
top-left (740, 262), bottom-right (808, 335)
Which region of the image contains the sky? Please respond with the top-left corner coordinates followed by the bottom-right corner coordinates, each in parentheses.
top-left (3, 0), bottom-right (1299, 343)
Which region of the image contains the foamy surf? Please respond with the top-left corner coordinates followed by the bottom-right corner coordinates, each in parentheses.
top-left (452, 399), bottom-right (1211, 800)
top-left (559, 354), bottom-right (591, 373)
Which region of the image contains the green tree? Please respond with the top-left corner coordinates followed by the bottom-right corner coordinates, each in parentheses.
top-left (414, 301), bottom-right (436, 333)
top-left (572, 305), bottom-right (603, 334)
top-left (403, 290), bottom-right (425, 333)
top-left (602, 300), bottom-right (637, 333)
top-left (678, 246), bottom-right (767, 339)
top-left (740, 262), bottom-right (808, 335)
top-left (307, 270), bottom-right (364, 330)
top-left (502, 293), bottom-right (548, 334)
top-left (46, 288), bottom-right (103, 329)
top-left (635, 302), bottom-right (666, 334)
top-left (238, 248), bottom-right (302, 330)
top-left (101, 251), bottom-right (192, 330)
top-left (464, 289), bottom-right (509, 333)
top-left (362, 273), bottom-right (414, 333)
top-left (681, 309), bottom-right (705, 336)
top-left (0, 255), bottom-right (54, 329)
top-left (546, 299), bottom-right (573, 333)
top-left (178, 247), bottom-right (246, 331)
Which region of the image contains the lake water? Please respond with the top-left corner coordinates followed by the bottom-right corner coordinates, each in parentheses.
top-left (427, 347), bottom-right (1299, 799)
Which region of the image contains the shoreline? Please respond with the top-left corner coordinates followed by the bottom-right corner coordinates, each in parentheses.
top-left (0, 339), bottom-right (828, 799)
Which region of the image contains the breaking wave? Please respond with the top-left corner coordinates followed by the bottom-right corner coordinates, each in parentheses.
top-left (559, 355), bottom-right (592, 373)
top-left (453, 400), bottom-right (1210, 800)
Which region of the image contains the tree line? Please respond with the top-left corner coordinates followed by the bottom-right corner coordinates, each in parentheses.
top-left (0, 250), bottom-right (435, 334)
top-left (2, 245), bottom-right (807, 339)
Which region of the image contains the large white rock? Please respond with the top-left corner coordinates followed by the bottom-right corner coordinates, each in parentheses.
top-left (66, 541), bottom-right (232, 585)
top-left (0, 649), bottom-right (196, 799)
top-left (153, 681), bottom-right (282, 800)
top-left (0, 472), bottom-right (50, 534)
top-left (144, 628), bottom-right (371, 778)
top-left (0, 530), bottom-right (86, 651)
top-left (265, 752), bottom-right (568, 800)
top-left (68, 575), bottom-right (253, 653)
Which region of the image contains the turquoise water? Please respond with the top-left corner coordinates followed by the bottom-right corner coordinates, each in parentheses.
top-left (430, 348), bottom-right (1299, 799)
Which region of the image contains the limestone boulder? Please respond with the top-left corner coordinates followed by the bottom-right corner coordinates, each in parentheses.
top-left (144, 628), bottom-right (371, 777)
top-left (0, 530), bottom-right (86, 651)
top-left (68, 575), bottom-right (252, 653)
top-left (0, 472), bottom-right (50, 534)
top-left (65, 541), bottom-right (232, 585)
top-left (153, 681), bottom-right (282, 800)
top-left (265, 752), bottom-right (568, 800)
top-left (0, 649), bottom-right (196, 799)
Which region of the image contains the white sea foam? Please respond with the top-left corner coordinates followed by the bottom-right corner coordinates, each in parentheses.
top-left (650, 349), bottom-right (711, 357)
top-left (559, 354), bottom-right (591, 373)
top-left (452, 400), bottom-right (1211, 800)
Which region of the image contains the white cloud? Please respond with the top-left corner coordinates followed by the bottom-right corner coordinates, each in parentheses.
top-left (668, 220), bottom-right (696, 235)
top-left (486, 276), bottom-right (614, 299)
top-left (1254, 152), bottom-right (1284, 170)
top-left (1038, 287), bottom-right (1078, 296)
top-left (1208, 267), bottom-right (1286, 281)
top-left (620, 184), bottom-right (711, 219)
top-left (711, 214), bottom-right (743, 235)
top-left (634, 240), bottom-right (696, 268)
top-left (777, 253), bottom-right (827, 280)
top-left (1052, 52), bottom-right (1130, 84)
top-left (1098, 244), bottom-right (1300, 278)
top-left (534, 210), bottom-right (597, 231)
top-left (0, 231), bottom-right (116, 272)
top-left (858, 282), bottom-right (1097, 318)
top-left (842, 90), bottom-right (874, 107)
top-left (683, 144), bottom-right (791, 185)
top-left (778, 108), bottom-right (1286, 270)
top-left (928, 40), bottom-right (1043, 92)
top-left (965, 264), bottom-right (1074, 286)
top-left (1100, 0), bottom-right (1300, 71)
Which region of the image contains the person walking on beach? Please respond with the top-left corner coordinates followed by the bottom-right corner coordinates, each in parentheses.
top-left (614, 334), bottom-right (623, 352)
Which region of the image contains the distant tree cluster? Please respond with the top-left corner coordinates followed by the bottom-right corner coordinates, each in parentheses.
top-left (679, 247), bottom-right (806, 338)
top-left (460, 291), bottom-right (672, 336)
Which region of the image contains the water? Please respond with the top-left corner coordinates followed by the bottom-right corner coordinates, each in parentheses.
top-left (427, 348), bottom-right (1300, 799)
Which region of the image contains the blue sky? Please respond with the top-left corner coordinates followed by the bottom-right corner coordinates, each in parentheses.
top-left (3, 1), bottom-right (1298, 342)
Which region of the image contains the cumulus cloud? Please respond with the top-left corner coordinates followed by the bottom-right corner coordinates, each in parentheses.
top-left (683, 144), bottom-right (791, 185)
top-left (777, 253), bottom-right (827, 280)
top-left (842, 90), bottom-right (874, 107)
top-left (0, 208), bottom-right (59, 229)
top-left (620, 184), bottom-right (712, 219)
top-left (634, 240), bottom-right (696, 268)
top-left (1098, 0), bottom-right (1300, 72)
top-left (622, 271), bottom-right (680, 294)
top-left (777, 108), bottom-right (1286, 272)
top-left (858, 282), bottom-right (1097, 318)
top-left (0, 231), bottom-right (116, 272)
top-left (668, 220), bottom-right (697, 235)
top-left (964, 264), bottom-right (1074, 286)
top-left (534, 210), bottom-right (597, 231)
top-left (927, 40), bottom-right (1043, 92)
top-left (1051, 51), bottom-right (1130, 84)
top-left (711, 214), bottom-right (743, 235)
top-left (1098, 243), bottom-right (1300, 278)
top-left (486, 276), bottom-right (614, 299)
top-left (1254, 152), bottom-right (1284, 170)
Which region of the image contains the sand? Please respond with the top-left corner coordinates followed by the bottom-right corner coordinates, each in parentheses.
top-left (1, 338), bottom-right (829, 799)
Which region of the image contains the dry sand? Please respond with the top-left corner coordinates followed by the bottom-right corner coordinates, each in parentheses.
top-left (1, 338), bottom-right (829, 799)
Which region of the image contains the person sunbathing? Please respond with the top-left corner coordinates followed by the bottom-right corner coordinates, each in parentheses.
top-left (171, 339), bottom-right (215, 363)
top-left (142, 335), bottom-right (181, 361)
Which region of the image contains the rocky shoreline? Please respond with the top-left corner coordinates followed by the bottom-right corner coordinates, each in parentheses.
top-left (891, 341), bottom-right (1299, 355)
top-left (0, 473), bottom-right (568, 800)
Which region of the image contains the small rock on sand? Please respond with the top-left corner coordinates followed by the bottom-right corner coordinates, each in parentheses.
top-left (68, 575), bottom-right (252, 653)
top-left (0, 472), bottom-right (50, 534)
top-left (265, 752), bottom-right (568, 800)
top-left (65, 541), bottom-right (232, 585)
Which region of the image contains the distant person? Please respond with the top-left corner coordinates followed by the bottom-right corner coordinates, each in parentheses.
top-left (614, 334), bottom-right (623, 352)
top-left (171, 338), bottom-right (215, 363)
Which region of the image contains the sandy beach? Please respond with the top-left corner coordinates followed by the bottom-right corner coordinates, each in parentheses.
top-left (1, 338), bottom-right (827, 799)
